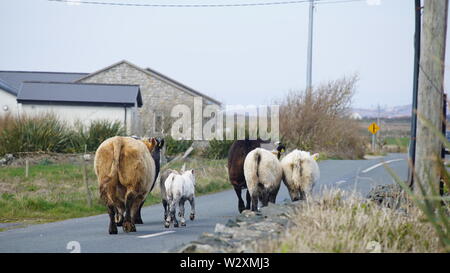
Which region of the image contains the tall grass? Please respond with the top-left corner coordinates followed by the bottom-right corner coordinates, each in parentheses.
top-left (0, 114), bottom-right (124, 155)
top-left (0, 114), bottom-right (70, 155)
top-left (258, 189), bottom-right (441, 253)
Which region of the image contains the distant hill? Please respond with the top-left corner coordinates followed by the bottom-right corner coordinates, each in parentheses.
top-left (352, 105), bottom-right (412, 118)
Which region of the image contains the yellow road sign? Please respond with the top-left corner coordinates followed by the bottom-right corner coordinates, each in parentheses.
top-left (368, 122), bottom-right (380, 134)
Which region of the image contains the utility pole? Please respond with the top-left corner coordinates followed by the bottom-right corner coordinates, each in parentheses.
top-left (306, 0), bottom-right (314, 91)
top-left (415, 0), bottom-right (448, 196)
top-left (408, 0), bottom-right (422, 188)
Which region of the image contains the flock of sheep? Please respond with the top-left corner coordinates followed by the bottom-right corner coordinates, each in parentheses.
top-left (93, 136), bottom-right (320, 235)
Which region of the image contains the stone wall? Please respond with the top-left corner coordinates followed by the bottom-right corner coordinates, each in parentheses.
top-left (79, 62), bottom-right (219, 137)
top-left (171, 201), bottom-right (298, 253)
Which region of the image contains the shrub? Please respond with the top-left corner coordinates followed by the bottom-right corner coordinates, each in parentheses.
top-left (278, 75), bottom-right (365, 159)
top-left (164, 135), bottom-right (193, 156)
top-left (202, 138), bottom-right (234, 159)
top-left (0, 113), bottom-right (71, 155)
top-left (68, 120), bottom-right (125, 153)
top-left (0, 114), bottom-right (124, 155)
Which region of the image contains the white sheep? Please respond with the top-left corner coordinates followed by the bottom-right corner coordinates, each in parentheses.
top-left (164, 169), bottom-right (196, 228)
top-left (243, 148), bottom-right (283, 211)
top-left (281, 150), bottom-right (320, 201)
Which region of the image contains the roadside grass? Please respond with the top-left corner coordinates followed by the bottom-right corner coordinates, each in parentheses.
top-left (257, 189), bottom-right (443, 253)
top-left (385, 137), bottom-right (409, 148)
top-left (0, 157), bottom-right (229, 228)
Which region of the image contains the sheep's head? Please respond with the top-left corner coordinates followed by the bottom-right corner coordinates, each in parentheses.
top-left (273, 141), bottom-right (286, 159)
top-left (184, 169), bottom-right (195, 185)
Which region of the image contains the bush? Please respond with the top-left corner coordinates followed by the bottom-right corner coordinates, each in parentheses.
top-left (68, 120), bottom-right (125, 153)
top-left (0, 114), bottom-right (71, 155)
top-left (202, 138), bottom-right (234, 159)
top-left (0, 114), bottom-right (124, 155)
top-left (164, 136), bottom-right (193, 156)
top-left (278, 75), bottom-right (365, 159)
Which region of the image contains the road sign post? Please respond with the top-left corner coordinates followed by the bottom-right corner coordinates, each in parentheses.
top-left (368, 122), bottom-right (380, 153)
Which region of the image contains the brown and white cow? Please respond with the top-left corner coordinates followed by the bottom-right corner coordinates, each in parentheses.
top-left (94, 136), bottom-right (157, 234)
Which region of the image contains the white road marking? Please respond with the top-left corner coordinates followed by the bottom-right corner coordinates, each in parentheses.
top-left (138, 231), bottom-right (175, 239)
top-left (361, 159), bottom-right (404, 174)
top-left (335, 180), bottom-right (347, 185)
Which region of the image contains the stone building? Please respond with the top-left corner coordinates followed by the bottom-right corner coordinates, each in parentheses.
top-left (77, 60), bottom-right (222, 136)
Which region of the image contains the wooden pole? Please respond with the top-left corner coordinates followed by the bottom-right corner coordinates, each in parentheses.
top-left (415, 0), bottom-right (448, 196)
top-left (25, 159), bottom-right (29, 178)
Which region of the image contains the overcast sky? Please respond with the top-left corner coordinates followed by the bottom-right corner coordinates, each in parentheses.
top-left (1, 0), bottom-right (449, 109)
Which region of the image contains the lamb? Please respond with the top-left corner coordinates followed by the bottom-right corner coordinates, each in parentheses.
top-left (281, 150), bottom-right (320, 201)
top-left (159, 168), bottom-right (177, 221)
top-left (164, 169), bottom-right (196, 228)
top-left (243, 148), bottom-right (283, 211)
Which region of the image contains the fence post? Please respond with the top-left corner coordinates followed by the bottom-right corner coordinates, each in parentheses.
top-left (82, 147), bottom-right (92, 207)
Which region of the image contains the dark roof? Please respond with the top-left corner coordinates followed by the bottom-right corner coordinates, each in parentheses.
top-left (0, 71), bottom-right (88, 94)
top-left (17, 82), bottom-right (142, 107)
top-left (0, 78), bottom-right (17, 95)
top-left (75, 60), bottom-right (222, 106)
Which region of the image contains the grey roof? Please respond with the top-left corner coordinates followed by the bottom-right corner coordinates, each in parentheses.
top-left (75, 60), bottom-right (222, 106)
top-left (17, 82), bottom-right (142, 107)
top-left (0, 71), bottom-right (88, 94)
top-left (0, 78), bottom-right (17, 95)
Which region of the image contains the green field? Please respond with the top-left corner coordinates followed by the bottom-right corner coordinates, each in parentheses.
top-left (0, 157), bottom-right (230, 229)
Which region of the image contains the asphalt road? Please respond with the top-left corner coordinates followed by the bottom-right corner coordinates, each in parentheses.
top-left (0, 153), bottom-right (408, 253)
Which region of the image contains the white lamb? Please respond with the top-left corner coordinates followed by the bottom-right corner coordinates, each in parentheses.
top-left (164, 169), bottom-right (196, 228)
top-left (244, 148), bottom-right (283, 211)
top-left (281, 150), bottom-right (320, 201)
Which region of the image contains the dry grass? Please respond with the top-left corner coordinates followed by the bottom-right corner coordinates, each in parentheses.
top-left (279, 75), bottom-right (365, 159)
top-left (257, 189), bottom-right (443, 253)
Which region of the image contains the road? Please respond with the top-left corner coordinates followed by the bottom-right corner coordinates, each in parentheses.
top-left (0, 153), bottom-right (408, 253)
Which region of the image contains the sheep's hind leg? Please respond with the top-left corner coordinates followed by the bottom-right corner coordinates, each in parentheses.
top-left (251, 194), bottom-right (258, 211)
top-left (162, 199), bottom-right (169, 221)
top-left (188, 197), bottom-right (195, 221)
top-left (179, 198), bottom-right (186, 226)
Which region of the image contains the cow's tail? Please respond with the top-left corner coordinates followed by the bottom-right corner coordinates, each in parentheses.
top-left (109, 137), bottom-right (122, 181)
top-left (99, 138), bottom-right (122, 204)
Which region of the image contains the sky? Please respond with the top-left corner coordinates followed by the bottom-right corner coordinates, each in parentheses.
top-left (1, 0), bottom-right (449, 109)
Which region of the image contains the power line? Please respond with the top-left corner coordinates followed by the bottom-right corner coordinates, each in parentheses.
top-left (48, 0), bottom-right (368, 8)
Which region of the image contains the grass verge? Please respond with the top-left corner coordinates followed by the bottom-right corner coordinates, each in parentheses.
top-left (257, 189), bottom-right (443, 253)
top-left (0, 157), bottom-right (229, 229)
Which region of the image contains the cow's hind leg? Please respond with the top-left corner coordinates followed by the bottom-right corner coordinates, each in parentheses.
top-left (188, 196), bottom-right (195, 221)
top-left (234, 186), bottom-right (245, 213)
top-left (134, 200), bottom-right (145, 224)
top-left (245, 189), bottom-right (251, 210)
top-left (108, 205), bottom-right (118, 235)
top-left (115, 204), bottom-right (125, 226)
top-left (123, 191), bottom-right (137, 233)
